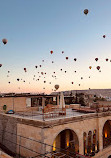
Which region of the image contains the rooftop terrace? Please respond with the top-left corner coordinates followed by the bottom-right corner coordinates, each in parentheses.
top-left (12, 108), bottom-right (95, 121)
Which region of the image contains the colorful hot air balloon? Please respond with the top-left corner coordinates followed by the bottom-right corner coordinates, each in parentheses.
top-left (66, 57), bottom-right (68, 60)
top-left (17, 78), bottom-right (20, 81)
top-left (55, 84), bottom-right (59, 90)
top-left (89, 66), bottom-right (92, 69)
top-left (35, 66), bottom-right (37, 68)
top-left (40, 65), bottom-right (42, 67)
top-left (2, 38), bottom-right (8, 44)
top-left (0, 64), bottom-right (2, 67)
top-left (62, 51), bottom-right (64, 54)
top-left (96, 66), bottom-right (100, 70)
top-left (50, 50), bottom-right (53, 54)
top-left (95, 58), bottom-right (98, 61)
top-left (81, 77), bottom-right (83, 80)
top-left (24, 68), bottom-right (27, 72)
top-left (44, 81), bottom-right (46, 83)
top-left (103, 35), bottom-right (106, 38)
top-left (84, 9), bottom-right (89, 15)
top-left (65, 71), bottom-right (67, 73)
top-left (74, 58), bottom-right (77, 61)
top-left (106, 58), bottom-right (108, 61)
top-left (71, 82), bottom-right (74, 84)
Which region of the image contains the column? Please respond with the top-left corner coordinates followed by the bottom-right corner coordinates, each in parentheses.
top-left (57, 95), bottom-right (59, 106)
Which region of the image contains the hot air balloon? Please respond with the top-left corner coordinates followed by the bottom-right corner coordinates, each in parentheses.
top-left (60, 69), bottom-right (62, 71)
top-left (62, 51), bottom-right (64, 54)
top-left (45, 73), bottom-right (46, 75)
top-left (79, 84), bottom-right (80, 86)
top-left (35, 66), bottom-right (37, 68)
top-left (103, 35), bottom-right (106, 38)
top-left (89, 76), bottom-right (90, 78)
top-left (50, 50), bottom-right (53, 54)
top-left (8, 82), bottom-right (10, 84)
top-left (95, 58), bottom-right (98, 61)
top-left (71, 82), bottom-right (74, 84)
top-left (106, 58), bottom-right (108, 61)
top-left (65, 71), bottom-right (67, 73)
top-left (97, 66), bottom-right (100, 70)
top-left (40, 65), bottom-right (42, 67)
top-left (89, 66), bottom-right (92, 69)
top-left (44, 81), bottom-right (46, 83)
top-left (52, 61), bottom-right (54, 63)
top-left (66, 57), bottom-right (68, 60)
top-left (41, 72), bottom-right (43, 75)
top-left (74, 71), bottom-right (76, 73)
top-left (74, 58), bottom-right (77, 61)
top-left (53, 72), bottom-right (55, 74)
top-left (81, 77), bottom-right (83, 79)
top-left (24, 68), bottom-right (27, 72)
top-left (8, 71), bottom-right (10, 73)
top-left (2, 38), bottom-right (8, 44)
top-left (84, 9), bottom-right (89, 15)
top-left (0, 64), bottom-right (3, 67)
top-left (0, 64), bottom-right (2, 67)
top-left (55, 84), bottom-right (59, 90)
top-left (17, 78), bottom-right (20, 81)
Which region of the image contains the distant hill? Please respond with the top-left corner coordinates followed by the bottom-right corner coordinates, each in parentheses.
top-left (51, 89), bottom-right (111, 97)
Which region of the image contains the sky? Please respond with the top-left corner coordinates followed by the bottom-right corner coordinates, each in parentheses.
top-left (0, 0), bottom-right (111, 94)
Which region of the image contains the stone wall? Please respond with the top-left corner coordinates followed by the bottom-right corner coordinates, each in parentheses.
top-left (0, 112), bottom-right (111, 157)
top-left (0, 114), bottom-right (17, 154)
top-left (0, 97), bottom-right (26, 112)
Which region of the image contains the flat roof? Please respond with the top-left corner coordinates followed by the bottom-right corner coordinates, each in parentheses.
top-left (0, 94), bottom-right (59, 98)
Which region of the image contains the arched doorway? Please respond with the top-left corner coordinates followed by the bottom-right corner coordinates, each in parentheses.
top-left (52, 129), bottom-right (79, 155)
top-left (103, 120), bottom-right (111, 148)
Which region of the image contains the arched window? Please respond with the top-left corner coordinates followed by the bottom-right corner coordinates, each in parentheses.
top-left (93, 130), bottom-right (97, 152)
top-left (83, 132), bottom-right (87, 155)
top-left (87, 131), bottom-right (92, 154)
top-left (52, 129), bottom-right (79, 156)
top-left (103, 120), bottom-right (111, 148)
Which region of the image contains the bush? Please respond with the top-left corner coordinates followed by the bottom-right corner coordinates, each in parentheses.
top-left (3, 105), bottom-right (7, 111)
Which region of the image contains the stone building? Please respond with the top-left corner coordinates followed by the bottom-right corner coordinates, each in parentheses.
top-left (0, 94), bottom-right (111, 157)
